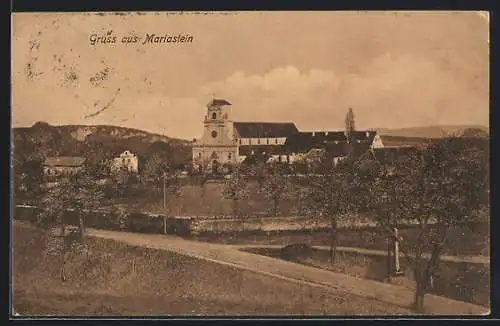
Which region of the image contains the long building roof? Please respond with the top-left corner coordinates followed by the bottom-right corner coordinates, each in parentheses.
top-left (44, 156), bottom-right (86, 167)
top-left (234, 122), bottom-right (299, 138)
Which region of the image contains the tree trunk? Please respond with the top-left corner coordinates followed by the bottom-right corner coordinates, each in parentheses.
top-left (78, 216), bottom-right (86, 240)
top-left (233, 199), bottom-right (238, 218)
top-left (60, 252), bottom-right (68, 282)
top-left (387, 238), bottom-right (393, 282)
top-left (329, 219), bottom-right (338, 264)
top-left (60, 221), bottom-right (66, 237)
top-left (413, 269), bottom-right (427, 313)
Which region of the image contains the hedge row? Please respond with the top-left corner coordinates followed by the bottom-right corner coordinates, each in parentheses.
top-left (13, 205), bottom-right (192, 236)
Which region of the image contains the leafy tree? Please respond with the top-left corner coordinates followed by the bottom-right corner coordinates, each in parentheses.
top-left (222, 167), bottom-right (250, 217)
top-left (161, 171), bottom-right (183, 215)
top-left (141, 153), bottom-right (169, 186)
top-left (37, 169), bottom-right (104, 282)
top-left (110, 166), bottom-right (137, 196)
top-left (363, 137), bottom-right (489, 312)
top-left (260, 164), bottom-right (292, 216)
top-left (301, 159), bottom-right (362, 263)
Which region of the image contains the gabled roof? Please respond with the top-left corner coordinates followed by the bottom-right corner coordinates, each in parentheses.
top-left (234, 122), bottom-right (299, 138)
top-left (44, 156), bottom-right (86, 167)
top-left (284, 131), bottom-right (376, 156)
top-left (207, 99), bottom-right (232, 107)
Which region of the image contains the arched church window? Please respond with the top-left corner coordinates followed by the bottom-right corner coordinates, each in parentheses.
top-left (212, 112), bottom-right (217, 120)
top-left (211, 130), bottom-right (218, 138)
top-left (275, 138), bottom-right (278, 144)
top-left (228, 153), bottom-right (232, 160)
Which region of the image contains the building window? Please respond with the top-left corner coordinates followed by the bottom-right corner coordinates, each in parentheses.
top-left (257, 139), bottom-right (260, 144)
top-left (211, 130), bottom-right (218, 138)
top-left (249, 139), bottom-right (252, 145)
top-left (239, 139), bottom-right (242, 145)
top-left (212, 112), bottom-right (217, 120)
top-left (228, 153), bottom-right (232, 160)
top-left (275, 138), bottom-right (278, 144)
top-left (267, 138), bottom-right (269, 144)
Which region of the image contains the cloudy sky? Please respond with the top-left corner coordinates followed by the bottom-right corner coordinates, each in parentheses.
top-left (12, 11), bottom-right (489, 139)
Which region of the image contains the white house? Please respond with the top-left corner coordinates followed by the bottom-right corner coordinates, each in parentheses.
top-left (111, 150), bottom-right (139, 173)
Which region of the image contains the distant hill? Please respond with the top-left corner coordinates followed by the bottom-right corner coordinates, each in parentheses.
top-left (12, 122), bottom-right (192, 169)
top-left (373, 125), bottom-right (489, 139)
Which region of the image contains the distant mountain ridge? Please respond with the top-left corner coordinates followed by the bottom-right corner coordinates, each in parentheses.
top-left (12, 122), bottom-right (192, 168)
top-left (372, 125), bottom-right (489, 139)
top-left (13, 123), bottom-right (190, 144)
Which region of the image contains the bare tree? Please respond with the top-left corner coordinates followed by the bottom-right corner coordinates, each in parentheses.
top-left (363, 137), bottom-right (489, 312)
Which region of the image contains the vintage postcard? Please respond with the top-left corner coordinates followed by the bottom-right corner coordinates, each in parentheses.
top-left (11, 11), bottom-right (490, 317)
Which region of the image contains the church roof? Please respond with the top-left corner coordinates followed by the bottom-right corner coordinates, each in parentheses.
top-left (284, 131), bottom-right (377, 155)
top-left (234, 122), bottom-right (299, 138)
top-left (207, 99), bottom-right (232, 107)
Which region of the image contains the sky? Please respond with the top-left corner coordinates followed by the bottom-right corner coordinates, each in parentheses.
top-left (11, 11), bottom-right (489, 140)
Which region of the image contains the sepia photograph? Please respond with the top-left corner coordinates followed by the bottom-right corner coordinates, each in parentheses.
top-left (11, 11), bottom-right (490, 317)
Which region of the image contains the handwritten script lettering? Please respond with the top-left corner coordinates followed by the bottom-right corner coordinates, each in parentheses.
top-left (89, 31), bottom-right (194, 46)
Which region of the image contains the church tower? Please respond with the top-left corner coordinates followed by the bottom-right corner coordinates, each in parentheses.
top-left (192, 98), bottom-right (238, 173)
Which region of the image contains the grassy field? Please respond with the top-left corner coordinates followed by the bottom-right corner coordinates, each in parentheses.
top-left (12, 225), bottom-right (412, 316)
top-left (114, 181), bottom-right (299, 216)
top-left (18, 180), bottom-right (298, 217)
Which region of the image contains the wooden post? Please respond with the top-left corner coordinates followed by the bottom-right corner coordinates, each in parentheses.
top-left (394, 227), bottom-right (403, 276)
top-left (163, 172), bottom-right (166, 211)
top-left (387, 235), bottom-right (393, 282)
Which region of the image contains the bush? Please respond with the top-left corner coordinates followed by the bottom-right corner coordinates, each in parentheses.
top-left (126, 213), bottom-right (164, 234)
top-left (280, 243), bottom-right (314, 261)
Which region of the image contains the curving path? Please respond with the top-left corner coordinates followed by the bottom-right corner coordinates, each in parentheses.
top-left (83, 227), bottom-right (489, 316)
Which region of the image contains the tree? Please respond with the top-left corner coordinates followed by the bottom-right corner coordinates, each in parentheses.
top-left (161, 170), bottom-right (183, 215)
top-left (141, 153), bottom-right (168, 186)
top-left (345, 108), bottom-right (356, 136)
top-left (363, 137), bottom-right (489, 312)
top-left (111, 166), bottom-right (136, 196)
top-left (260, 164), bottom-right (291, 216)
top-left (222, 167), bottom-right (250, 217)
top-left (301, 158), bottom-right (362, 263)
top-left (37, 169), bottom-right (104, 282)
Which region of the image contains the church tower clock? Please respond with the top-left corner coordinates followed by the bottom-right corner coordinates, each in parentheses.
top-left (192, 98), bottom-right (238, 173)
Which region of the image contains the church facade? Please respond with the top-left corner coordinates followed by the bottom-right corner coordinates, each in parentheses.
top-left (192, 98), bottom-right (384, 173)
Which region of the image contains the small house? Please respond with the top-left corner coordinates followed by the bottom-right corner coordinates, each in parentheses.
top-left (43, 156), bottom-right (86, 177)
top-left (111, 150), bottom-right (139, 173)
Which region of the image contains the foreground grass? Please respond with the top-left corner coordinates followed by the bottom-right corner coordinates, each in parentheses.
top-left (12, 225), bottom-right (411, 316)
